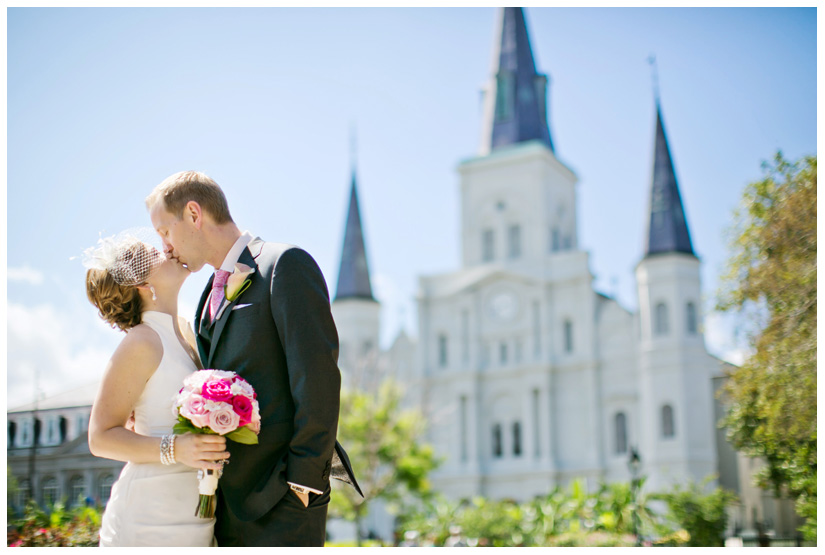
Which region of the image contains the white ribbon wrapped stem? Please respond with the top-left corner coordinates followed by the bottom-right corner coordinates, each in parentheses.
top-left (199, 469), bottom-right (220, 495)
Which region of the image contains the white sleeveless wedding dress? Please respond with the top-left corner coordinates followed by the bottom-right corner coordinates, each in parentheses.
top-left (99, 311), bottom-right (215, 547)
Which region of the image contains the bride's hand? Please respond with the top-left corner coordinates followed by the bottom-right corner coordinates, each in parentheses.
top-left (174, 433), bottom-right (229, 471)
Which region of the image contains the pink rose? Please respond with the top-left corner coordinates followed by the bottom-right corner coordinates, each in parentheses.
top-left (246, 420), bottom-right (261, 435)
top-left (230, 378), bottom-right (255, 399)
top-left (232, 395), bottom-right (254, 426)
top-left (180, 393), bottom-right (211, 429)
top-left (208, 405), bottom-right (241, 435)
top-left (202, 378), bottom-right (233, 402)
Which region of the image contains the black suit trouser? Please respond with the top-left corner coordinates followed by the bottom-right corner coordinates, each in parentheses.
top-left (214, 487), bottom-right (330, 547)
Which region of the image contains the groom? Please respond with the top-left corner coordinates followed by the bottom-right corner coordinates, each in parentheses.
top-left (147, 171), bottom-right (361, 546)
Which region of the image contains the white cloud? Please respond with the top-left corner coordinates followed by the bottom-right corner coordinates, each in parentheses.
top-left (7, 302), bottom-right (120, 408)
top-left (704, 311), bottom-right (749, 366)
top-left (7, 265), bottom-right (45, 285)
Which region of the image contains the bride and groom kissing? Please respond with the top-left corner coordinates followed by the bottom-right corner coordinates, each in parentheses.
top-left (83, 170), bottom-right (361, 547)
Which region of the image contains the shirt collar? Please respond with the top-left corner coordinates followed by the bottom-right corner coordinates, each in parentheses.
top-left (218, 231), bottom-right (253, 273)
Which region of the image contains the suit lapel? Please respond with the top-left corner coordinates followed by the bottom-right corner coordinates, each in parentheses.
top-left (206, 240), bottom-right (263, 367)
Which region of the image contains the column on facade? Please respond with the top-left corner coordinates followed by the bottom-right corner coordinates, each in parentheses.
top-left (84, 468), bottom-right (95, 504)
top-left (57, 470), bottom-right (68, 506)
top-left (543, 370), bottom-right (556, 472)
top-left (523, 383), bottom-right (539, 464)
top-left (464, 389), bottom-right (480, 478)
top-left (588, 362), bottom-right (606, 473)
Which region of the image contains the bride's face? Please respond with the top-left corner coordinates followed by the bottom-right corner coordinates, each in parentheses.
top-left (147, 249), bottom-right (190, 291)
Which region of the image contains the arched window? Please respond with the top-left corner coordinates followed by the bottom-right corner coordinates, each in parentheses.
top-left (492, 424), bottom-right (503, 458)
top-left (459, 396), bottom-right (468, 462)
top-left (59, 417), bottom-right (68, 443)
top-left (654, 302), bottom-right (669, 336)
top-left (482, 229), bottom-right (495, 262)
top-left (512, 422), bottom-right (522, 456)
top-left (16, 479), bottom-right (31, 508)
top-left (461, 310), bottom-right (470, 365)
top-left (563, 320), bottom-right (574, 353)
top-left (99, 474), bottom-right (115, 506)
top-left (76, 412), bottom-right (88, 434)
top-left (45, 418), bottom-right (58, 445)
top-left (18, 419), bottom-right (33, 447)
top-left (42, 476), bottom-right (59, 507)
top-left (69, 476), bottom-right (86, 507)
top-left (508, 225), bottom-right (522, 259)
top-left (661, 404), bottom-right (675, 438)
top-left (551, 227), bottom-right (561, 252)
top-left (532, 389), bottom-right (541, 458)
top-left (614, 412), bottom-right (628, 454)
top-left (686, 302), bottom-right (698, 334)
top-left (438, 334), bottom-right (448, 368)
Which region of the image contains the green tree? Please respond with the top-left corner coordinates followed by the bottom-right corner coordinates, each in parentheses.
top-left (716, 152), bottom-right (816, 540)
top-left (652, 477), bottom-right (738, 547)
top-left (328, 381), bottom-right (440, 546)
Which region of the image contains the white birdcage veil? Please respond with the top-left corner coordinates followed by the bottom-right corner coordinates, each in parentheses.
top-left (81, 227), bottom-right (166, 286)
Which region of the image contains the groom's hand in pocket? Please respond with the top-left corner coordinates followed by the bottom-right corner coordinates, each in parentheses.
top-left (293, 490), bottom-right (310, 507)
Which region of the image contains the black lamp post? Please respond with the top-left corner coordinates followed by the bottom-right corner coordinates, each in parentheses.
top-left (628, 447), bottom-right (642, 546)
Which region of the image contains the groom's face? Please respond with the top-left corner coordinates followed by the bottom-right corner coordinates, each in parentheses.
top-left (149, 202), bottom-right (207, 273)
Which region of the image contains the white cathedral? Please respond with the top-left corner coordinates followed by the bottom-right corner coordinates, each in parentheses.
top-left (330, 6), bottom-right (722, 517)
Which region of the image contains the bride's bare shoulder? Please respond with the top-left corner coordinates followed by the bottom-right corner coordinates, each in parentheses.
top-left (110, 323), bottom-right (163, 369)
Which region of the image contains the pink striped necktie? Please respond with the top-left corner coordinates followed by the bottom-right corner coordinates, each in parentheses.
top-left (210, 269), bottom-right (232, 321)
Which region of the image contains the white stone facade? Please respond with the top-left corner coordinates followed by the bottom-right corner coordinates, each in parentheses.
top-left (410, 140), bottom-right (721, 503)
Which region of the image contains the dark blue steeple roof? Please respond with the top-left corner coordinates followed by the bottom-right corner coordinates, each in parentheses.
top-left (484, 7), bottom-right (554, 153)
top-left (644, 104), bottom-right (696, 258)
top-left (334, 168), bottom-right (376, 302)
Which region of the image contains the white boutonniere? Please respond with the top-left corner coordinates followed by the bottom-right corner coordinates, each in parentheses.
top-left (225, 263), bottom-right (255, 302)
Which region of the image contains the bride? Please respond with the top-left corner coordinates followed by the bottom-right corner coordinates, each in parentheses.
top-left (84, 231), bottom-right (228, 547)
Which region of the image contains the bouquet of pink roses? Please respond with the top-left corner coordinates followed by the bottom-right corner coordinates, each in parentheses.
top-left (173, 369), bottom-right (261, 518)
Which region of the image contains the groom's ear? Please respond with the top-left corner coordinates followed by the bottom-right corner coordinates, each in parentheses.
top-left (184, 201), bottom-right (204, 230)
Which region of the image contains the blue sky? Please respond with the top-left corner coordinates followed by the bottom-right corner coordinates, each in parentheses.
top-left (6, 6), bottom-right (817, 406)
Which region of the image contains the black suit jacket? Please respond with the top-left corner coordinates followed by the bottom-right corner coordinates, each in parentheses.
top-left (195, 238), bottom-right (360, 522)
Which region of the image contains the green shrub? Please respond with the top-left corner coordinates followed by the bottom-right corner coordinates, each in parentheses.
top-left (8, 499), bottom-right (102, 547)
top-left (396, 476), bottom-right (736, 547)
top-left (651, 477), bottom-right (738, 547)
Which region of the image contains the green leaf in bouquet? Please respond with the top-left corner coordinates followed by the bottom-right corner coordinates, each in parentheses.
top-left (226, 426), bottom-right (259, 445)
top-left (173, 416), bottom-right (213, 436)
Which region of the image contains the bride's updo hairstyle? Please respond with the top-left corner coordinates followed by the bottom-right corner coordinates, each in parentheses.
top-left (82, 232), bottom-right (165, 332)
top-left (86, 268), bottom-right (144, 332)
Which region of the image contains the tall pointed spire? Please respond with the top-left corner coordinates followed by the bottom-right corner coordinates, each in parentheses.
top-left (335, 138), bottom-right (376, 302)
top-left (644, 104), bottom-right (696, 258)
top-left (480, 7), bottom-right (554, 155)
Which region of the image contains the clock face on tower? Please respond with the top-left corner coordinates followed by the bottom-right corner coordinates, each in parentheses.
top-left (488, 291), bottom-right (518, 321)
